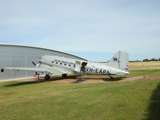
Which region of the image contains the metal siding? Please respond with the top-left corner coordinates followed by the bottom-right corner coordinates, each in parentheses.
top-left (0, 45), bottom-right (85, 80)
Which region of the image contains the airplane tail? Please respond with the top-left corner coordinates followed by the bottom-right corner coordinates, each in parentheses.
top-left (108, 51), bottom-right (129, 72)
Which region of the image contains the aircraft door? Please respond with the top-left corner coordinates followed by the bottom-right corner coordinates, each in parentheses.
top-left (81, 62), bottom-right (87, 72)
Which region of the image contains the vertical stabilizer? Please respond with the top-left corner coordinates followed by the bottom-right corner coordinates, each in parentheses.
top-left (108, 51), bottom-right (128, 71)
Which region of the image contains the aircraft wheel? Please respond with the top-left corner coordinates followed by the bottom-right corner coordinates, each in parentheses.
top-left (45, 74), bottom-right (51, 80)
top-left (62, 74), bottom-right (67, 78)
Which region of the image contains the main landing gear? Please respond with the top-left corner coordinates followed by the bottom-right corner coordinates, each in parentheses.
top-left (45, 74), bottom-right (51, 80)
top-left (34, 72), bottom-right (51, 81)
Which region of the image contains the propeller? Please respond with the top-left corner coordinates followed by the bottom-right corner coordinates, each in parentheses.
top-left (32, 61), bottom-right (36, 66)
top-left (32, 61), bottom-right (41, 67)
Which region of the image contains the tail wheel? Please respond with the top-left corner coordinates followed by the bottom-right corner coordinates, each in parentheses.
top-left (45, 74), bottom-right (51, 80)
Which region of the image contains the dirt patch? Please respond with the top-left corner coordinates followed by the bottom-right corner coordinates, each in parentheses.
top-left (51, 75), bottom-right (160, 84)
top-left (52, 78), bottom-right (106, 84)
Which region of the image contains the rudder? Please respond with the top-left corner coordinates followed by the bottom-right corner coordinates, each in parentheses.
top-left (108, 51), bottom-right (129, 72)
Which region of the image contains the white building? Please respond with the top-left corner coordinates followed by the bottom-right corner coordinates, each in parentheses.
top-left (0, 44), bottom-right (86, 80)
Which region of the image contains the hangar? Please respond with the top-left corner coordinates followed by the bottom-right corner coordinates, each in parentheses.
top-left (0, 44), bottom-right (86, 81)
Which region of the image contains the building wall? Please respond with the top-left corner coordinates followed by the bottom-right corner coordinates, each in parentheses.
top-left (0, 45), bottom-right (86, 80)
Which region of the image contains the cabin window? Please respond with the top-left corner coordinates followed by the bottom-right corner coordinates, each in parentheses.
top-left (52, 61), bottom-right (54, 63)
top-left (60, 63), bottom-right (62, 65)
top-left (64, 63), bottom-right (67, 66)
top-left (68, 64), bottom-right (71, 67)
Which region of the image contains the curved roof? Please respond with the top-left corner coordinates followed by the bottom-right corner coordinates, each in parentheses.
top-left (0, 44), bottom-right (87, 61)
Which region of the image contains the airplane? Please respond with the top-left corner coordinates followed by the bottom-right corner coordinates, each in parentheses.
top-left (0, 51), bottom-right (129, 80)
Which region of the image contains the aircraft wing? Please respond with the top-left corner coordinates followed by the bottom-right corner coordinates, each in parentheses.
top-left (4, 67), bottom-right (51, 73)
top-left (3, 65), bottom-right (77, 76)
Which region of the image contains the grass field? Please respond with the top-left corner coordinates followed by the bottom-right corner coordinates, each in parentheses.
top-left (0, 62), bottom-right (160, 120)
top-left (129, 61), bottom-right (160, 70)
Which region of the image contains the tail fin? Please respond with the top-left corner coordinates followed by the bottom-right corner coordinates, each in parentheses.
top-left (108, 51), bottom-right (129, 72)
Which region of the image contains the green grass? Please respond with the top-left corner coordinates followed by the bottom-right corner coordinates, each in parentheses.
top-left (129, 69), bottom-right (160, 77)
top-left (0, 70), bottom-right (160, 120)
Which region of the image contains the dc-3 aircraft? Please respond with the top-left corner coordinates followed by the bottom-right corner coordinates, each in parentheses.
top-left (1, 51), bottom-right (129, 80)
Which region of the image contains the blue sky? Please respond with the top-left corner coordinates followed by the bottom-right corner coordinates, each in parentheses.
top-left (0, 0), bottom-right (160, 60)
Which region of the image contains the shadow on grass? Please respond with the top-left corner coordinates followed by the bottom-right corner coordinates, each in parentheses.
top-left (77, 75), bottom-right (123, 81)
top-left (103, 77), bottom-right (123, 81)
top-left (4, 80), bottom-right (46, 87)
top-left (72, 77), bottom-right (123, 83)
top-left (145, 84), bottom-right (160, 120)
top-left (3, 76), bottom-right (78, 87)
